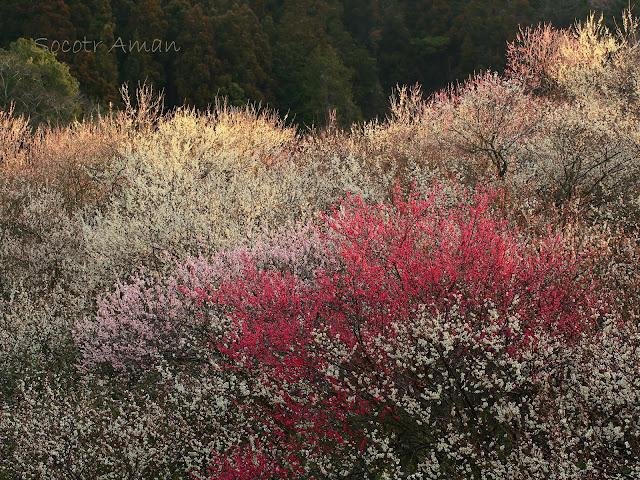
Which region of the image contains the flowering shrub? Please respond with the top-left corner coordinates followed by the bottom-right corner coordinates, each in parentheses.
top-left (504, 9), bottom-right (640, 218)
top-left (64, 223), bottom-right (331, 478)
top-left (180, 187), bottom-right (619, 478)
top-left (531, 314), bottom-right (640, 479)
top-left (507, 10), bottom-right (640, 110)
top-left (74, 274), bottom-right (192, 382)
top-left (0, 373), bottom-right (227, 479)
top-left (70, 186), bottom-right (638, 479)
top-left (0, 180), bottom-right (84, 398)
top-left (0, 180), bottom-right (82, 297)
top-left (78, 97), bottom-right (322, 294)
top-left (75, 222), bottom-right (329, 383)
top-left (0, 286), bottom-right (82, 400)
top-left (28, 118), bottom-right (125, 211)
top-left (0, 105), bottom-right (32, 173)
top-left (429, 71), bottom-right (544, 183)
top-left (521, 98), bottom-right (639, 215)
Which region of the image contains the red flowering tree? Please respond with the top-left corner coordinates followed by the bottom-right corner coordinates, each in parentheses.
top-left (191, 186), bottom-right (612, 479)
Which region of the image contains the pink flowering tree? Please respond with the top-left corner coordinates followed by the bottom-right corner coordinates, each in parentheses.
top-left (74, 222), bottom-right (330, 384)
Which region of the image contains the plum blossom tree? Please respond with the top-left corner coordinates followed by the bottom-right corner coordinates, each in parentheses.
top-left (179, 187), bottom-right (620, 478)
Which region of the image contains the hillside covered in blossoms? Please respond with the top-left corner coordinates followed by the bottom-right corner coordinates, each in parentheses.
top-left (1, 9), bottom-right (640, 479)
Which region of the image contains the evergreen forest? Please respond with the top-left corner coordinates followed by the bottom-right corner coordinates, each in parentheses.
top-left (0, 0), bottom-right (632, 126)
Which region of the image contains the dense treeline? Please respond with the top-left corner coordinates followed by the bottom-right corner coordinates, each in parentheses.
top-left (0, 0), bottom-right (632, 126)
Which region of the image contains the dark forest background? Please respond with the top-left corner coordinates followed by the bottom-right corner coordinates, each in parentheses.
top-left (0, 0), bottom-right (632, 126)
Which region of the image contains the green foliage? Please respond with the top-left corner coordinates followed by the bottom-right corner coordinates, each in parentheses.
top-left (218, 82), bottom-right (247, 107)
top-left (410, 35), bottom-right (451, 55)
top-left (0, 38), bottom-right (81, 126)
top-left (299, 45), bottom-right (362, 126)
top-left (81, 0), bottom-right (120, 105)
